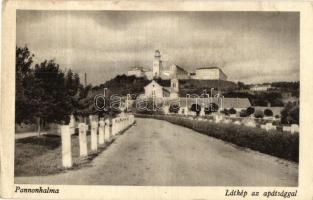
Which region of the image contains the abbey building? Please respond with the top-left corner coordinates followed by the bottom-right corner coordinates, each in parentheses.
top-left (127, 50), bottom-right (227, 81)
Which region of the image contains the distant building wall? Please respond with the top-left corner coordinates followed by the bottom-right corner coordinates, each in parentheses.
top-left (169, 64), bottom-right (189, 79)
top-left (153, 50), bottom-right (162, 78)
top-left (127, 68), bottom-right (144, 77)
top-left (250, 84), bottom-right (272, 91)
top-left (144, 81), bottom-right (165, 98)
top-left (144, 71), bottom-right (153, 80)
top-left (195, 68), bottom-right (227, 80)
top-left (219, 69), bottom-right (228, 80)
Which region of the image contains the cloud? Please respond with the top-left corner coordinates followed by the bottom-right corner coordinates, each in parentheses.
top-left (16, 11), bottom-right (299, 85)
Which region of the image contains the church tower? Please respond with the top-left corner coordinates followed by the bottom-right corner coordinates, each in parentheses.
top-left (152, 50), bottom-right (162, 78)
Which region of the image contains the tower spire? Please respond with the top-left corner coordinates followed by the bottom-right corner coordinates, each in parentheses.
top-left (152, 50), bottom-right (162, 78)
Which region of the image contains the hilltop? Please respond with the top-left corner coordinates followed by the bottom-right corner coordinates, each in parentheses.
top-left (88, 75), bottom-right (299, 108)
top-left (92, 75), bottom-right (237, 97)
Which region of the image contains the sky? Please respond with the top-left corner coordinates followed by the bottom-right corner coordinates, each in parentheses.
top-left (16, 11), bottom-right (299, 85)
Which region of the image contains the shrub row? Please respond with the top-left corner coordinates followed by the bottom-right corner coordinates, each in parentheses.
top-left (136, 114), bottom-right (299, 162)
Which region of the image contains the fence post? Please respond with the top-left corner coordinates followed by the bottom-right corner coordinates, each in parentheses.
top-left (200, 106), bottom-right (205, 117)
top-left (122, 118), bottom-right (125, 130)
top-left (115, 118), bottom-right (118, 134)
top-left (131, 115), bottom-right (135, 124)
top-left (117, 118), bottom-right (121, 133)
top-left (91, 121), bottom-right (98, 151)
top-left (69, 115), bottom-right (76, 135)
top-left (105, 119), bottom-right (110, 141)
top-left (98, 120), bottom-right (105, 145)
top-left (111, 118), bottom-right (115, 136)
top-left (61, 125), bottom-right (72, 168)
top-left (265, 123), bottom-right (272, 132)
top-left (78, 123), bottom-right (88, 157)
top-left (113, 118), bottom-right (117, 136)
top-left (291, 124), bottom-right (299, 134)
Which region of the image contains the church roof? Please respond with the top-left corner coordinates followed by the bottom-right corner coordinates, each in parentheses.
top-left (163, 87), bottom-right (171, 93)
top-left (171, 64), bottom-right (188, 73)
top-left (196, 67), bottom-right (220, 70)
top-left (154, 79), bottom-right (171, 87)
top-left (144, 79), bottom-right (171, 89)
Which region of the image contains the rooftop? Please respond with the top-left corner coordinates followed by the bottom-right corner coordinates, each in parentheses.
top-left (196, 67), bottom-right (220, 70)
top-left (144, 79), bottom-right (171, 88)
top-left (129, 67), bottom-right (144, 71)
top-left (172, 64), bottom-right (188, 73)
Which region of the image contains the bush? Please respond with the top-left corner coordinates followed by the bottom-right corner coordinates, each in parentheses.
top-left (264, 109), bottom-right (273, 116)
top-left (290, 107), bottom-right (299, 124)
top-left (246, 107), bottom-right (255, 116)
top-left (135, 114), bottom-right (299, 162)
top-left (239, 109), bottom-right (248, 117)
top-left (205, 103), bottom-right (219, 115)
top-left (281, 102), bottom-right (299, 124)
top-left (190, 104), bottom-right (201, 116)
top-left (254, 110), bottom-right (264, 118)
top-left (169, 104), bottom-right (180, 113)
top-left (221, 108), bottom-right (229, 115)
top-left (229, 108), bottom-right (237, 115)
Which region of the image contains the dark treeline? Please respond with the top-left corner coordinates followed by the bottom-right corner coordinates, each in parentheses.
top-left (15, 46), bottom-right (92, 134)
top-left (96, 74), bottom-right (150, 97)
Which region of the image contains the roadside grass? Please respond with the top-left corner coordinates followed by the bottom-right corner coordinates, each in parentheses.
top-left (15, 124), bottom-right (132, 177)
top-left (15, 134), bottom-right (113, 177)
top-left (135, 114), bottom-right (299, 163)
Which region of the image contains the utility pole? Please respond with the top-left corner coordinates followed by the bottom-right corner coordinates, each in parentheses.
top-left (103, 88), bottom-right (108, 112)
top-left (84, 73), bottom-right (87, 88)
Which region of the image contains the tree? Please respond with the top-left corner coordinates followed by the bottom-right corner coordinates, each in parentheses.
top-left (290, 107), bottom-right (299, 124)
top-left (65, 70), bottom-right (82, 115)
top-left (205, 103), bottom-right (219, 115)
top-left (254, 109), bottom-right (264, 118)
top-left (237, 81), bottom-right (247, 90)
top-left (190, 104), bottom-right (201, 116)
top-left (15, 46), bottom-right (84, 135)
top-left (281, 102), bottom-right (299, 124)
top-left (32, 60), bottom-right (72, 134)
top-left (264, 109), bottom-right (273, 117)
top-left (239, 109), bottom-right (248, 117)
top-left (15, 46), bottom-right (35, 124)
top-left (229, 108), bottom-right (237, 115)
top-left (102, 74), bottom-right (150, 96)
top-left (221, 108), bottom-right (229, 115)
top-left (169, 104), bottom-right (180, 113)
top-left (246, 107), bottom-right (255, 116)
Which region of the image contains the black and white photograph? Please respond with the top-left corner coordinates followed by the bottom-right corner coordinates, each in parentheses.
top-left (12, 10), bottom-right (301, 188)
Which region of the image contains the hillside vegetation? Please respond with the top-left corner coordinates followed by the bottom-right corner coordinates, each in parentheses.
top-left (93, 75), bottom-right (237, 97)
top-left (179, 79), bottom-right (237, 96)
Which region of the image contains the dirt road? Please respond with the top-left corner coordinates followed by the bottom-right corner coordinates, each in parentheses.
top-left (15, 118), bottom-right (298, 186)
